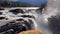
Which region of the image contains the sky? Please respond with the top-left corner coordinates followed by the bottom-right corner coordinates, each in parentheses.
top-left (8, 0), bottom-right (48, 6)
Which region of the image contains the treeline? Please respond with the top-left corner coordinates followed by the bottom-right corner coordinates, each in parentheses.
top-left (0, 1), bottom-right (35, 7)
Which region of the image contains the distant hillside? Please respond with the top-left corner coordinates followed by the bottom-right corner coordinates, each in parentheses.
top-left (8, 0), bottom-right (48, 6)
top-left (0, 1), bottom-right (36, 7)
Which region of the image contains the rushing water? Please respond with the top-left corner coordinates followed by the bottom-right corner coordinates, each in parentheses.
top-left (0, 7), bottom-right (57, 34)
